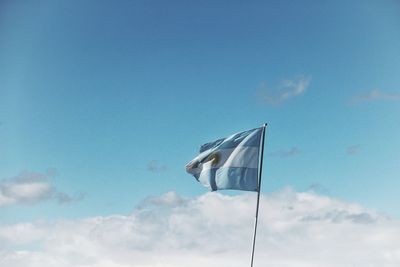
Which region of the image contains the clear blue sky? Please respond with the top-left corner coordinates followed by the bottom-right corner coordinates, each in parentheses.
top-left (1, 0), bottom-right (399, 223)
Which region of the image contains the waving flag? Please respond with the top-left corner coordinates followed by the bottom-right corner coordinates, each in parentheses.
top-left (186, 127), bottom-right (263, 191)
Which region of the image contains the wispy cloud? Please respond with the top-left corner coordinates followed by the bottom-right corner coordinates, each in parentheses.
top-left (268, 146), bottom-right (301, 158)
top-left (259, 75), bottom-right (311, 105)
top-left (307, 182), bottom-right (329, 194)
top-left (346, 144), bottom-right (361, 155)
top-left (300, 210), bottom-right (376, 224)
top-left (147, 160), bottom-right (168, 173)
top-left (0, 189), bottom-right (398, 267)
top-left (0, 170), bottom-right (84, 207)
top-left (351, 89), bottom-right (400, 104)
top-left (54, 191), bottom-right (86, 204)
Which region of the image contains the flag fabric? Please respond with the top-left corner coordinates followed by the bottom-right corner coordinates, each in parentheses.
top-left (186, 127), bottom-right (263, 191)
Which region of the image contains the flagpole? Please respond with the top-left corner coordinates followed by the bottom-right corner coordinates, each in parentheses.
top-left (250, 123), bottom-right (267, 267)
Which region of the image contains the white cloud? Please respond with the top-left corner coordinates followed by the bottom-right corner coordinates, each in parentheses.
top-left (0, 171), bottom-right (84, 207)
top-left (259, 75), bottom-right (311, 105)
top-left (0, 171), bottom-right (53, 207)
top-left (1, 189), bottom-right (399, 266)
top-left (351, 89), bottom-right (400, 103)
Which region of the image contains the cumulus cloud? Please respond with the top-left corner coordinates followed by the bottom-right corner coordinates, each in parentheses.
top-left (0, 171), bottom-right (84, 207)
top-left (259, 75), bottom-right (311, 105)
top-left (268, 146), bottom-right (301, 158)
top-left (351, 89), bottom-right (400, 103)
top-left (1, 189), bottom-right (399, 267)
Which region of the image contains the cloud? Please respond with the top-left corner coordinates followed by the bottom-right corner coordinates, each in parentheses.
top-left (346, 144), bottom-right (361, 155)
top-left (54, 192), bottom-right (86, 204)
top-left (1, 189), bottom-right (399, 267)
top-left (300, 210), bottom-right (376, 224)
top-left (268, 146), bottom-right (301, 158)
top-left (307, 183), bottom-right (329, 194)
top-left (0, 170), bottom-right (84, 207)
top-left (147, 160), bottom-right (167, 173)
top-left (259, 75), bottom-right (311, 105)
top-left (139, 191), bottom-right (185, 208)
top-left (351, 89), bottom-right (400, 103)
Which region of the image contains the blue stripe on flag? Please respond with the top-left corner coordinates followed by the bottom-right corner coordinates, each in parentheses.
top-left (216, 167), bottom-right (258, 191)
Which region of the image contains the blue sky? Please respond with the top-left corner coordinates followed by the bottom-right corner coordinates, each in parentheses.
top-left (1, 0), bottom-right (400, 225)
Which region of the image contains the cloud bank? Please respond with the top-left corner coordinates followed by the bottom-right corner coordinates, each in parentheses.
top-left (1, 189), bottom-right (399, 267)
top-left (0, 171), bottom-right (84, 207)
top-left (259, 75), bottom-right (311, 105)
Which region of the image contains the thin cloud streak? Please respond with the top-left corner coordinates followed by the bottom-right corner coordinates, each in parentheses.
top-left (346, 144), bottom-right (361, 155)
top-left (268, 146), bottom-right (301, 158)
top-left (351, 89), bottom-right (400, 103)
top-left (259, 75), bottom-right (311, 105)
top-left (147, 160), bottom-right (168, 173)
top-left (54, 191), bottom-right (86, 204)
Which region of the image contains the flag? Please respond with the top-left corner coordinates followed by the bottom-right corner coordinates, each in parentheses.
top-left (186, 127), bottom-right (263, 191)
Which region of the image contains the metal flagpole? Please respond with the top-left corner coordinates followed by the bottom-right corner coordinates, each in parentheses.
top-left (250, 123), bottom-right (267, 267)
